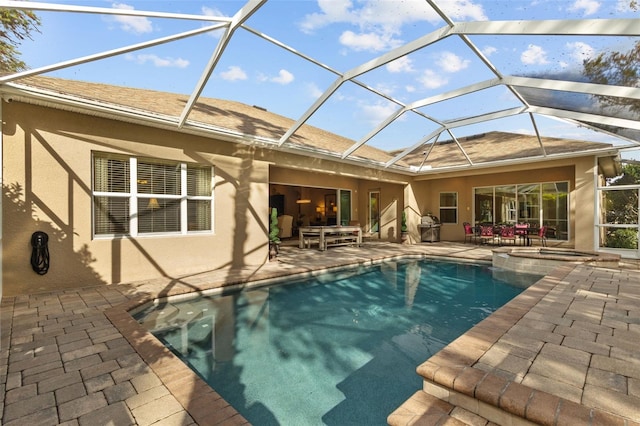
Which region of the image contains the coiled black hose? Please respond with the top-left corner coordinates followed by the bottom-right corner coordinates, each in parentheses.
top-left (30, 231), bottom-right (50, 275)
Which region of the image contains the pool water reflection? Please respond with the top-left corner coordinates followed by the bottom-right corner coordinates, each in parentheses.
top-left (135, 259), bottom-right (542, 425)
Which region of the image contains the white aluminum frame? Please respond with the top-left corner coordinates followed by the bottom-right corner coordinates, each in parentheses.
top-left (0, 0), bottom-right (638, 175)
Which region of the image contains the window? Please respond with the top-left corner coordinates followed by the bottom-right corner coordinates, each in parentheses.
top-left (369, 191), bottom-right (380, 233)
top-left (473, 181), bottom-right (569, 240)
top-left (93, 153), bottom-right (213, 236)
top-left (439, 192), bottom-right (457, 223)
top-left (475, 187), bottom-right (493, 224)
top-left (339, 190), bottom-right (351, 226)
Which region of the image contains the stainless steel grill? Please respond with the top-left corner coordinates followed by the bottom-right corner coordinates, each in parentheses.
top-left (418, 215), bottom-right (441, 242)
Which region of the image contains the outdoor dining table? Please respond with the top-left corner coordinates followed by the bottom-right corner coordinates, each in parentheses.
top-left (298, 225), bottom-right (362, 251)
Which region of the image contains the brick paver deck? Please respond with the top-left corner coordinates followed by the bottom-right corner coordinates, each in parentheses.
top-left (1, 242), bottom-right (639, 425)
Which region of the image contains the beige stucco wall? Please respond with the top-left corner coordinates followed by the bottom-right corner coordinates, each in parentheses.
top-left (573, 157), bottom-right (597, 251)
top-left (2, 101), bottom-right (409, 295)
top-left (2, 102), bottom-right (274, 295)
top-left (2, 100), bottom-right (606, 296)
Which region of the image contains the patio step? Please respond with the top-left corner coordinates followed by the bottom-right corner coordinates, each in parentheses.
top-left (387, 390), bottom-right (491, 426)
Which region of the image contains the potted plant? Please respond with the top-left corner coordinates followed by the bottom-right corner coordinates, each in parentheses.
top-left (269, 207), bottom-right (281, 259)
top-left (401, 210), bottom-right (409, 243)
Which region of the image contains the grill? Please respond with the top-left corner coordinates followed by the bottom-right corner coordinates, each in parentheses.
top-left (419, 215), bottom-right (441, 242)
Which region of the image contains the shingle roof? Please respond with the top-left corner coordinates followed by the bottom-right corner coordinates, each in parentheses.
top-left (17, 76), bottom-right (400, 166)
top-left (11, 76), bottom-right (619, 173)
top-left (398, 131), bottom-right (616, 169)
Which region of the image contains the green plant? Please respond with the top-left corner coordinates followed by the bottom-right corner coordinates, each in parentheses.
top-left (269, 208), bottom-right (280, 244)
top-left (605, 228), bottom-right (637, 249)
top-left (401, 211), bottom-right (408, 233)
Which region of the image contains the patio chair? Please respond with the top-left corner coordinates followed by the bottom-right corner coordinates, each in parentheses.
top-left (528, 225), bottom-right (548, 247)
top-left (514, 223), bottom-right (529, 245)
top-left (500, 225), bottom-right (517, 245)
top-left (462, 222), bottom-right (477, 244)
top-left (478, 225), bottom-right (497, 245)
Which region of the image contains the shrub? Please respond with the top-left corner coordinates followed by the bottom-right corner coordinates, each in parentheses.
top-left (605, 228), bottom-right (637, 249)
top-left (269, 208), bottom-right (280, 244)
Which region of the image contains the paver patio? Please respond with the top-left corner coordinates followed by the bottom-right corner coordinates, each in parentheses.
top-left (1, 242), bottom-right (639, 425)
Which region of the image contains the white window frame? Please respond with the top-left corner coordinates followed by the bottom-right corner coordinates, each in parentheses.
top-left (92, 153), bottom-right (214, 238)
top-left (473, 181), bottom-right (570, 240)
top-left (439, 192), bottom-right (458, 224)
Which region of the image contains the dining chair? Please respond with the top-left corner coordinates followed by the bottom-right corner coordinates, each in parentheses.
top-left (463, 222), bottom-right (477, 244)
top-left (478, 225), bottom-right (497, 245)
top-left (500, 225), bottom-right (517, 245)
top-left (514, 223), bottom-right (529, 245)
top-left (528, 225), bottom-right (548, 247)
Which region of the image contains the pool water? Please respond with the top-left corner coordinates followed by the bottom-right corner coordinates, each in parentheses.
top-left (135, 259), bottom-right (542, 425)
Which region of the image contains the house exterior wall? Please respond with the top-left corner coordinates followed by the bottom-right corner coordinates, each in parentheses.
top-left (2, 102), bottom-right (408, 295)
top-left (410, 160), bottom-right (599, 250)
top-left (2, 102), bottom-right (273, 295)
top-left (1, 101), bottom-right (606, 296)
top-left (574, 157), bottom-right (598, 250)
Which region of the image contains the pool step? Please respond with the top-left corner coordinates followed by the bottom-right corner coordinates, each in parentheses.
top-left (387, 390), bottom-right (491, 426)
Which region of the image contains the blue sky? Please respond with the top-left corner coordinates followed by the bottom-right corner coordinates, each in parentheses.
top-left (16, 0), bottom-right (640, 153)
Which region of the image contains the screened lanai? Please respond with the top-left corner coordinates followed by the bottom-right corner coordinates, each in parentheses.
top-left (1, 0), bottom-right (639, 174)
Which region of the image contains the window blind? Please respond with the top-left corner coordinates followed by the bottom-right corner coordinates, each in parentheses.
top-left (93, 153), bottom-right (213, 236)
top-left (94, 156), bottom-right (129, 193)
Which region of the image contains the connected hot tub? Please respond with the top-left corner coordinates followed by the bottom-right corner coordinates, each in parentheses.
top-left (492, 247), bottom-right (621, 275)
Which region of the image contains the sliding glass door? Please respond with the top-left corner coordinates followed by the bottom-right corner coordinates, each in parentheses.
top-left (474, 181), bottom-right (569, 240)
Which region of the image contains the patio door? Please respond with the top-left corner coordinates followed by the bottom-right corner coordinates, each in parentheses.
top-left (369, 191), bottom-right (380, 235)
top-left (339, 190), bottom-right (351, 225)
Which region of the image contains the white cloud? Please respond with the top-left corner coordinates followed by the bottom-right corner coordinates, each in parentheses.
top-left (299, 0), bottom-right (486, 56)
top-left (201, 6), bottom-right (228, 37)
top-left (568, 0), bottom-right (601, 15)
top-left (300, 0), bottom-right (486, 33)
top-left (125, 53), bottom-right (189, 68)
top-left (111, 3), bottom-right (153, 34)
top-left (405, 85), bottom-right (416, 93)
top-left (307, 82), bottom-right (324, 98)
top-left (521, 44), bottom-right (549, 65)
top-left (374, 82), bottom-right (398, 95)
top-left (566, 41), bottom-right (595, 63)
top-left (299, 0), bottom-right (355, 33)
top-left (220, 66), bottom-right (247, 81)
top-left (482, 46), bottom-right (498, 57)
top-left (439, 0), bottom-right (487, 21)
top-left (436, 51), bottom-right (470, 73)
top-left (359, 100), bottom-right (398, 124)
top-left (339, 30), bottom-right (399, 52)
top-left (271, 69), bottom-right (295, 85)
top-left (386, 56), bottom-right (414, 73)
top-left (201, 6), bottom-right (226, 17)
top-left (418, 69), bottom-right (448, 89)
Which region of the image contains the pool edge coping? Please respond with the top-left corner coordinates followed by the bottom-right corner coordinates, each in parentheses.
top-left (399, 263), bottom-right (633, 426)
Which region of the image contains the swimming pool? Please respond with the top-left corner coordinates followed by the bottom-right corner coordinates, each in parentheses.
top-left (135, 259), bottom-right (542, 425)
